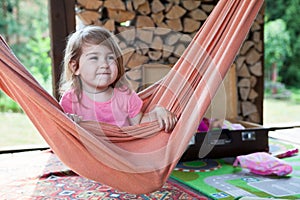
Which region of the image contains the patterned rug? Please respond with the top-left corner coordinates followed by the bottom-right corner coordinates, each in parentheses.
top-left (0, 150), bottom-right (208, 200)
top-left (171, 139), bottom-right (300, 200)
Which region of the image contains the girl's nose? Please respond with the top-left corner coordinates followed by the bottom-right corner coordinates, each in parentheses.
top-left (98, 59), bottom-right (109, 68)
top-left (99, 63), bottom-right (109, 68)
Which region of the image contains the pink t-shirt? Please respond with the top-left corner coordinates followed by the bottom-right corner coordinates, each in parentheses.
top-left (59, 88), bottom-right (143, 127)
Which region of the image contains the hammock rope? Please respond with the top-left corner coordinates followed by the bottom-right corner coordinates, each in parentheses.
top-left (0, 0), bottom-right (263, 194)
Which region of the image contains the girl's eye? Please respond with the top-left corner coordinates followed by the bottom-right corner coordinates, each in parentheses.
top-left (107, 55), bottom-right (115, 60)
top-left (107, 55), bottom-right (116, 64)
top-left (90, 56), bottom-right (98, 60)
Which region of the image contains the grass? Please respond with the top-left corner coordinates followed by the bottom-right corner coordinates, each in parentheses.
top-left (0, 112), bottom-right (47, 149)
top-left (0, 98), bottom-right (299, 149)
top-left (263, 98), bottom-right (300, 125)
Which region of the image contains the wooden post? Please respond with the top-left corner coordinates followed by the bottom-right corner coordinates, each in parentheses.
top-left (48, 0), bottom-right (75, 100)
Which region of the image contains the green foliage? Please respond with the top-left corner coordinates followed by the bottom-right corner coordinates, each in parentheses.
top-left (265, 0), bottom-right (300, 88)
top-left (288, 88), bottom-right (300, 104)
top-left (0, 92), bottom-right (22, 112)
top-left (15, 22), bottom-right (52, 85)
top-left (265, 0), bottom-right (288, 21)
top-left (283, 64), bottom-right (300, 87)
top-left (264, 19), bottom-right (291, 82)
top-left (0, 0), bottom-right (51, 112)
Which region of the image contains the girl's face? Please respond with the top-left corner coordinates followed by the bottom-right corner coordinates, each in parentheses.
top-left (73, 44), bottom-right (118, 92)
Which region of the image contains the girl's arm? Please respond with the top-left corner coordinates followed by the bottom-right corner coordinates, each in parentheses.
top-left (129, 107), bottom-right (177, 132)
top-left (66, 113), bottom-right (82, 123)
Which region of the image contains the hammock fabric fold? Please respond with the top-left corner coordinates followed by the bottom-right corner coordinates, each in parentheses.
top-left (0, 0), bottom-right (263, 194)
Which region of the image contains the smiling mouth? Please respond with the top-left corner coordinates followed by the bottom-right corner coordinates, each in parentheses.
top-left (97, 73), bottom-right (110, 75)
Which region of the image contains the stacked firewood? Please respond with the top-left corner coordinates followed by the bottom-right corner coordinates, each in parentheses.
top-left (235, 11), bottom-right (264, 123)
top-left (75, 0), bottom-right (264, 123)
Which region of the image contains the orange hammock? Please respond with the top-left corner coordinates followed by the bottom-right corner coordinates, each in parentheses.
top-left (0, 0), bottom-right (263, 194)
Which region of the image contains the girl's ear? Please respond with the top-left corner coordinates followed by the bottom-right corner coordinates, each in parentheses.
top-left (69, 60), bottom-right (79, 75)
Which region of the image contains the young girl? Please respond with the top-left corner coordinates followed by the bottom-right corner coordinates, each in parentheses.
top-left (59, 26), bottom-right (177, 132)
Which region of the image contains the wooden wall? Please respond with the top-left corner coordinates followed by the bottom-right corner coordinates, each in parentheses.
top-left (49, 0), bottom-right (264, 124)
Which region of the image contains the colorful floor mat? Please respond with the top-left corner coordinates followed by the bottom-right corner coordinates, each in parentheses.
top-left (0, 150), bottom-right (208, 200)
top-left (171, 139), bottom-right (300, 200)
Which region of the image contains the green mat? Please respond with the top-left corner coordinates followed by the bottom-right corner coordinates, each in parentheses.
top-left (171, 139), bottom-right (300, 200)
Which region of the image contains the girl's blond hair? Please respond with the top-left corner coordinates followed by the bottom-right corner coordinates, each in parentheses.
top-left (59, 26), bottom-right (127, 101)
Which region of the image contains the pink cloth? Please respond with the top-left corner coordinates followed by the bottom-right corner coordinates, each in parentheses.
top-left (233, 152), bottom-right (293, 176)
top-left (197, 118), bottom-right (245, 132)
top-left (60, 88), bottom-right (143, 127)
top-left (197, 118), bottom-right (210, 132)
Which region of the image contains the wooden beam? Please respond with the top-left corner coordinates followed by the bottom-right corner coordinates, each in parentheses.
top-left (48, 0), bottom-right (75, 100)
top-left (0, 145), bottom-right (49, 154)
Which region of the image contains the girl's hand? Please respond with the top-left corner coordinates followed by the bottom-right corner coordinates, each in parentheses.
top-left (154, 107), bottom-right (177, 132)
top-left (67, 113), bottom-right (82, 123)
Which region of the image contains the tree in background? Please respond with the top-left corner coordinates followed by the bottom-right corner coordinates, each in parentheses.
top-left (264, 19), bottom-right (291, 83)
top-left (0, 0), bottom-right (51, 89)
top-left (265, 0), bottom-right (300, 88)
top-left (0, 0), bottom-right (51, 112)
top-left (280, 0), bottom-right (300, 86)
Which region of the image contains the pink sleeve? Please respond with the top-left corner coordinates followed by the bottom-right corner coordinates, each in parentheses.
top-left (128, 91), bottom-right (143, 118)
top-left (59, 91), bottom-right (73, 114)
